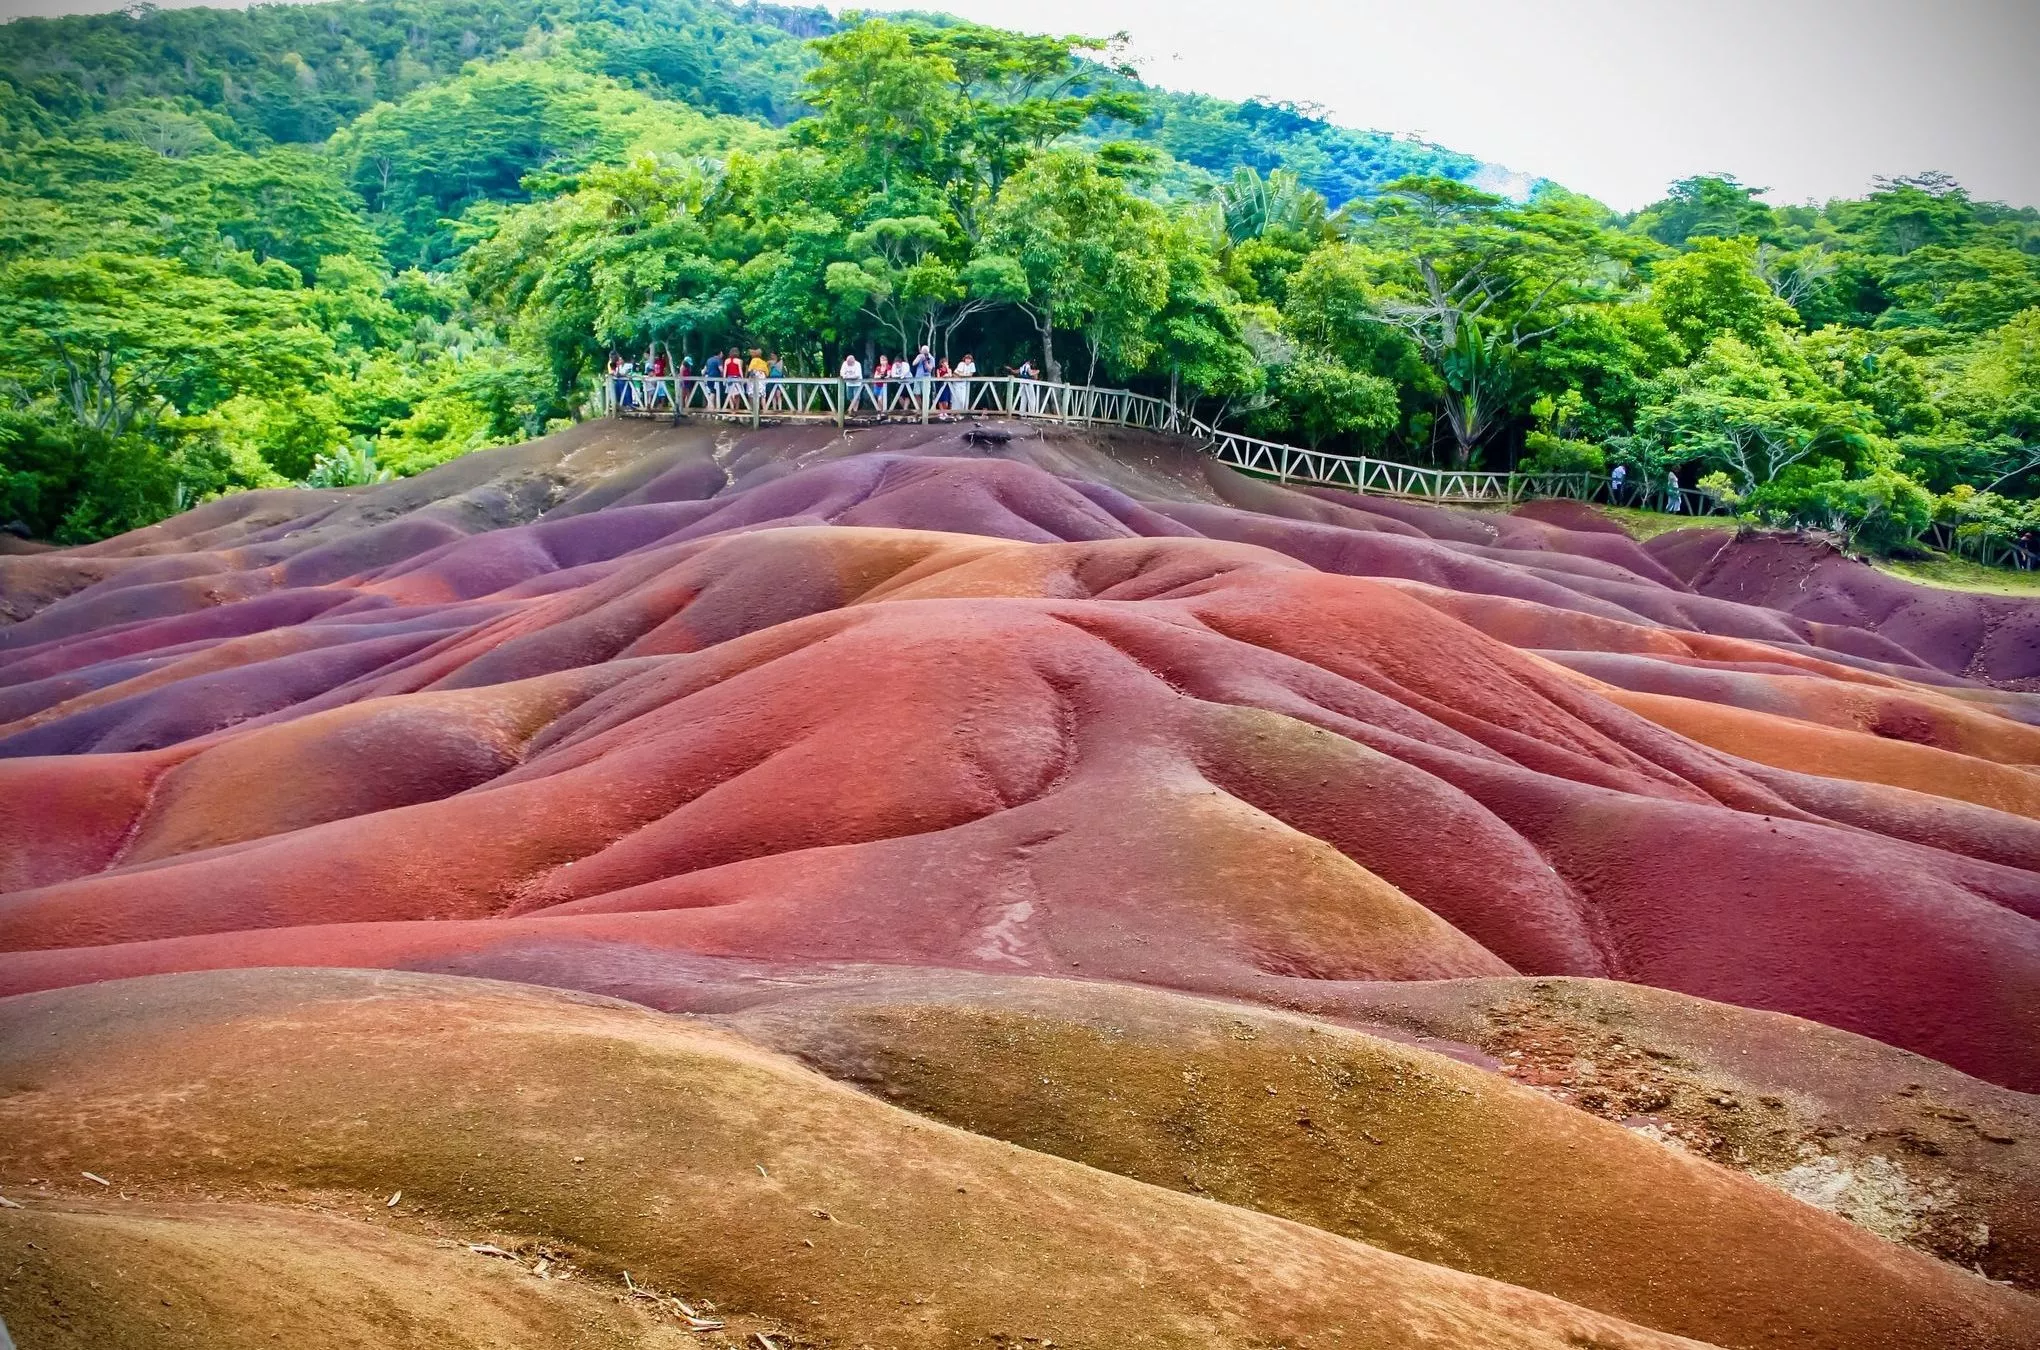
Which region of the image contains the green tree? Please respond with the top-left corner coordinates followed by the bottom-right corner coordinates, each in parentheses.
top-left (982, 150), bottom-right (1168, 381)
top-left (464, 157), bottom-right (736, 394)
top-left (1344, 176), bottom-right (1639, 466)
top-left (800, 21), bottom-right (955, 197)
top-left (0, 252), bottom-right (335, 425)
top-left (1650, 237), bottom-right (1801, 359)
top-left (916, 22), bottom-right (1145, 234)
top-left (1148, 220), bottom-right (1260, 411)
top-left (824, 215), bottom-right (969, 355)
top-left (1213, 166), bottom-right (1333, 248)
top-left (1630, 335), bottom-right (1882, 491)
top-left (1250, 352), bottom-right (1398, 450)
top-left (1876, 245), bottom-right (2040, 332)
top-left (1632, 175), bottom-right (1777, 249)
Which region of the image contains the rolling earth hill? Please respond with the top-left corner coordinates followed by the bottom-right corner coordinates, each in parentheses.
top-left (1, 415), bottom-right (2037, 1347)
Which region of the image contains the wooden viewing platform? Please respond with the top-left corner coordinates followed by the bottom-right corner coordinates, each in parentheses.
top-left (603, 372), bottom-right (1723, 513)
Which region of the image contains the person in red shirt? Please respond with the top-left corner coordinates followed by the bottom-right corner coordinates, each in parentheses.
top-left (646, 347), bottom-right (671, 409)
top-left (723, 350), bottom-right (745, 410)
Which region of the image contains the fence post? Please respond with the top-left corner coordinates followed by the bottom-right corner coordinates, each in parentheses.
top-left (836, 379), bottom-right (846, 431)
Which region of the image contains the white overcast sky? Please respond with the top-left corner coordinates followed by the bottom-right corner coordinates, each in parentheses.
top-left (5, 0), bottom-right (2036, 209)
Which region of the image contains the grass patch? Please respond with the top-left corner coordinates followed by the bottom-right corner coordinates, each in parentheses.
top-left (1598, 506), bottom-right (1739, 541)
top-left (1875, 555), bottom-right (2040, 597)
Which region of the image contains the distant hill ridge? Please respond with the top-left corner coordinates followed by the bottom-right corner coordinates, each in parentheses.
top-left (0, 0), bottom-right (1540, 205)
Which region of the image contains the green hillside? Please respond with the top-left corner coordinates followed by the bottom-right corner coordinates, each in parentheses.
top-left (1, 0), bottom-right (2036, 562)
top-left (0, 0), bottom-right (1520, 208)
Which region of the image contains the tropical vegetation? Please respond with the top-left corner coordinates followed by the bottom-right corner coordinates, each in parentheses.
top-left (3, 0), bottom-right (2037, 560)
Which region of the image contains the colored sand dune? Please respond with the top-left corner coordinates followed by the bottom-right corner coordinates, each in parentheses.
top-left (3, 419), bottom-right (2037, 1348)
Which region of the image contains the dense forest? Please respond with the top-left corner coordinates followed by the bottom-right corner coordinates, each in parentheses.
top-left (2, 0), bottom-right (2036, 558)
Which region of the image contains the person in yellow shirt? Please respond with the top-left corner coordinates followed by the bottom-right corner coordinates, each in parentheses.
top-left (747, 349), bottom-right (770, 408)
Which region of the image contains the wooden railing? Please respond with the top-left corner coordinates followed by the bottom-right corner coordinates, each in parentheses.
top-left (600, 371), bottom-right (1723, 512)
top-left (1927, 521), bottom-right (2037, 570)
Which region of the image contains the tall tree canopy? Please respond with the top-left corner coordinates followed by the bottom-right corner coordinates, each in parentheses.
top-left (2, 0), bottom-right (2038, 559)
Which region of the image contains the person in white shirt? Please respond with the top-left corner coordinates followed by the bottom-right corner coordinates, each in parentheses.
top-left (951, 353), bottom-right (975, 413)
top-left (839, 352), bottom-right (864, 411)
top-left (1013, 359), bottom-right (1039, 413)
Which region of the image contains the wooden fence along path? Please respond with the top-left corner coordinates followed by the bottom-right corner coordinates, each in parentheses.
top-left (603, 371), bottom-right (1725, 513)
top-left (1925, 521), bottom-right (2038, 571)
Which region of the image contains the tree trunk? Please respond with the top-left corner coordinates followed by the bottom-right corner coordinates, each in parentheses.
top-left (1039, 322), bottom-right (1059, 383)
top-left (1445, 397), bottom-right (1477, 469)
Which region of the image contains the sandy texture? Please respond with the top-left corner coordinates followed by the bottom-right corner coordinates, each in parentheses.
top-left (0, 969), bottom-right (1742, 1350)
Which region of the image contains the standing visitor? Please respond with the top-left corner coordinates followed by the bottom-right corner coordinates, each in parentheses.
top-left (888, 355), bottom-right (910, 414)
top-left (646, 347), bottom-right (671, 410)
top-left (1013, 358), bottom-right (1039, 414)
top-left (724, 350), bottom-right (746, 411)
top-left (934, 357), bottom-right (953, 412)
top-left (1610, 463), bottom-right (1627, 503)
top-left (607, 353), bottom-right (626, 413)
top-left (873, 355), bottom-right (893, 415)
top-left (1664, 471), bottom-right (1682, 513)
top-left (747, 349), bottom-right (769, 410)
top-left (952, 352), bottom-right (976, 413)
top-left (679, 354), bottom-right (695, 409)
top-left (912, 344), bottom-right (936, 414)
top-left (839, 351), bottom-right (864, 412)
top-left (766, 352), bottom-right (787, 409)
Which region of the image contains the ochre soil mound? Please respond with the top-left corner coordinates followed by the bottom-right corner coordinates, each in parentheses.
top-left (1296, 973), bottom-right (2040, 1287)
top-left (4, 419), bottom-right (2040, 1343)
top-left (2, 969), bottom-right (1749, 1350)
top-left (0, 1204), bottom-right (694, 1350)
top-left (715, 970), bottom-right (2033, 1348)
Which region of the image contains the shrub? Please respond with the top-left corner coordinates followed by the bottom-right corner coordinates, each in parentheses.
top-left (0, 409), bottom-right (252, 543)
top-left (302, 440), bottom-right (394, 488)
top-left (1519, 430), bottom-right (1605, 475)
top-left (1746, 461), bottom-right (1934, 554)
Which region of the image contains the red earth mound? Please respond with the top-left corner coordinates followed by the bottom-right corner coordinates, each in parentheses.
top-left (4, 419), bottom-right (2039, 1343)
top-left (1651, 529), bottom-right (2040, 685)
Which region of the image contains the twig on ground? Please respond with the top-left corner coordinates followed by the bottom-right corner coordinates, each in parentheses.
top-left (674, 1298), bottom-right (726, 1332)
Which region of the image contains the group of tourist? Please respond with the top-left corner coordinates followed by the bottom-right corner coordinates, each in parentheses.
top-left (607, 350), bottom-right (1685, 513)
top-left (1607, 463), bottom-right (1685, 512)
top-left (606, 347), bottom-right (792, 413)
top-left (835, 346), bottom-right (1018, 416)
top-left (608, 343), bottom-right (1050, 420)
